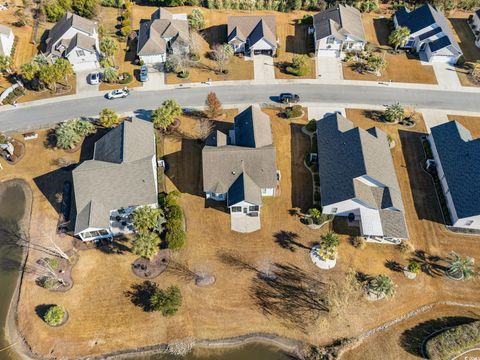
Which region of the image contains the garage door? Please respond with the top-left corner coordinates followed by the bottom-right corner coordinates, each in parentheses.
top-left (430, 55), bottom-right (456, 64)
top-left (253, 49), bottom-right (272, 56)
top-left (73, 61), bottom-right (99, 72)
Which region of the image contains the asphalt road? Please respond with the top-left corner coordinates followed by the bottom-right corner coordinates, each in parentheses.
top-left (0, 83), bottom-right (479, 131)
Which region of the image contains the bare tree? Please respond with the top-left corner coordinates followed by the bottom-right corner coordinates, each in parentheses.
top-left (166, 41), bottom-right (192, 76)
top-left (195, 118), bottom-right (214, 141)
top-left (189, 30), bottom-right (204, 58)
top-left (211, 44), bottom-right (233, 74)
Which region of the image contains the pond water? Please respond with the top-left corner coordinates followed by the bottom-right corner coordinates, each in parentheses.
top-left (0, 181), bottom-right (291, 360)
top-left (0, 181), bottom-right (26, 360)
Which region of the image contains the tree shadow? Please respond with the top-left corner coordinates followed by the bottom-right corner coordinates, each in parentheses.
top-left (363, 109), bottom-right (384, 122)
top-left (290, 123), bottom-right (313, 213)
top-left (35, 304), bottom-right (56, 320)
top-left (385, 259), bottom-right (403, 273)
top-left (167, 260), bottom-right (199, 282)
top-left (410, 250), bottom-right (447, 277)
top-left (273, 230), bottom-right (308, 252)
top-left (124, 281), bottom-right (157, 312)
top-left (217, 250), bottom-right (258, 272)
top-left (250, 262), bottom-right (329, 330)
top-left (133, 109), bottom-right (153, 121)
top-left (399, 130), bottom-right (444, 224)
top-left (373, 18), bottom-right (391, 47)
top-left (400, 316), bottom-right (478, 357)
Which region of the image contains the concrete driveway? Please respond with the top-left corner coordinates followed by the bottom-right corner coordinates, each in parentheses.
top-left (76, 70), bottom-right (99, 95)
top-left (253, 55), bottom-right (275, 84)
top-left (432, 63), bottom-right (461, 89)
top-left (140, 64), bottom-right (166, 91)
top-left (316, 56), bottom-right (343, 81)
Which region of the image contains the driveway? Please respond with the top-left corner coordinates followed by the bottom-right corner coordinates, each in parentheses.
top-left (432, 63), bottom-right (461, 89)
top-left (253, 55), bottom-right (275, 84)
top-left (140, 64), bottom-right (166, 91)
top-left (316, 56), bottom-right (343, 81)
top-left (76, 70), bottom-right (99, 95)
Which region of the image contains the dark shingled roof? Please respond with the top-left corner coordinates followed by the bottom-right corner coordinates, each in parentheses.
top-left (430, 121), bottom-right (480, 219)
top-left (394, 4), bottom-right (461, 54)
top-left (316, 113), bottom-right (407, 239)
top-left (227, 172), bottom-right (262, 206)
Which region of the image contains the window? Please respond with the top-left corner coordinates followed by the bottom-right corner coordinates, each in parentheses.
top-left (231, 206), bottom-right (242, 213)
top-left (465, 220), bottom-right (474, 226)
top-left (249, 206), bottom-right (259, 212)
top-left (76, 49), bottom-right (85, 57)
top-left (331, 207), bottom-right (338, 214)
top-left (326, 36), bottom-right (335, 45)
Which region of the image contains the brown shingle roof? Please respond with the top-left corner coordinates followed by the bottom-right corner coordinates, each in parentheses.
top-left (227, 15), bottom-right (276, 47)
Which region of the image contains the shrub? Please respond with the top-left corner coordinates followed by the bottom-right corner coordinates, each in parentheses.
top-left (351, 237), bottom-right (366, 249)
top-left (46, 258), bottom-right (59, 270)
top-left (165, 190), bottom-right (180, 207)
top-left (177, 70), bottom-right (190, 78)
top-left (103, 67), bottom-right (119, 83)
top-left (286, 54), bottom-right (309, 76)
top-left (407, 260), bottom-right (421, 274)
top-left (118, 71), bottom-right (132, 84)
top-left (38, 276), bottom-right (59, 289)
top-left (284, 105), bottom-right (303, 119)
top-left (150, 285), bottom-right (182, 316)
top-left (166, 219), bottom-right (186, 249)
top-left (397, 239), bottom-right (413, 253)
top-left (384, 103), bottom-right (405, 123)
top-left (168, 204), bottom-right (183, 222)
top-left (426, 321), bottom-right (480, 360)
top-left (44, 305), bottom-right (65, 326)
top-left (101, 0), bottom-right (122, 7)
top-left (305, 119), bottom-right (317, 132)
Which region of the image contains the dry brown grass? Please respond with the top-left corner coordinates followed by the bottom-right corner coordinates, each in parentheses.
top-left (342, 12), bottom-right (437, 84)
top-left (447, 114), bottom-right (480, 138)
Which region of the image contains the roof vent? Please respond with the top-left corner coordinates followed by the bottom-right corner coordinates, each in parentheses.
top-left (232, 171), bottom-right (236, 175)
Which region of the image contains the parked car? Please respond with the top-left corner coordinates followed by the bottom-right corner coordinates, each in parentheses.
top-left (139, 65), bottom-right (149, 82)
top-left (106, 87), bottom-right (130, 100)
top-left (89, 72), bottom-right (101, 85)
top-left (279, 93), bottom-right (300, 104)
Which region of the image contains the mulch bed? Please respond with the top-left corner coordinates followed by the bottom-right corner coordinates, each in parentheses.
top-left (132, 251), bottom-right (170, 279)
top-left (1, 139), bottom-right (26, 165)
top-left (73, 237), bottom-right (113, 250)
top-left (47, 250), bottom-right (78, 293)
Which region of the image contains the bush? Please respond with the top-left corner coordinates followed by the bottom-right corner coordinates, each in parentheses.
top-left (118, 71), bottom-right (132, 84)
top-left (305, 119), bottom-right (317, 133)
top-left (150, 285), bottom-right (182, 316)
top-left (166, 219), bottom-right (186, 249)
top-left (168, 204), bottom-right (183, 222)
top-left (351, 237), bottom-right (366, 249)
top-left (284, 105), bottom-right (303, 119)
top-left (38, 276), bottom-right (59, 289)
top-left (397, 239), bottom-right (413, 253)
top-left (1, 86), bottom-right (25, 105)
top-left (46, 258), bottom-right (59, 269)
top-left (177, 70), bottom-right (190, 79)
top-left (101, 0), bottom-right (122, 7)
top-left (103, 67), bottom-right (119, 83)
top-left (286, 54), bottom-right (309, 76)
top-left (407, 260), bottom-right (421, 274)
top-left (44, 305), bottom-right (65, 326)
top-left (426, 321), bottom-right (480, 360)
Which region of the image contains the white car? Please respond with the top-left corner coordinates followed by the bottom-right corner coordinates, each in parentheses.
top-left (88, 72), bottom-right (100, 85)
top-left (106, 88), bottom-right (130, 100)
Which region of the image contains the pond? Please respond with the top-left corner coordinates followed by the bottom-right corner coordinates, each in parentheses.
top-left (0, 181), bottom-right (27, 360)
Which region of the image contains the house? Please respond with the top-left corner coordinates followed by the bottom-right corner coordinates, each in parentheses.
top-left (312, 5), bottom-right (366, 57)
top-left (316, 113), bottom-right (408, 243)
top-left (468, 9), bottom-right (480, 48)
top-left (137, 7), bottom-right (188, 64)
top-left (227, 15), bottom-right (277, 56)
top-left (0, 25), bottom-right (14, 57)
top-left (428, 121), bottom-right (480, 231)
top-left (393, 3), bottom-right (463, 64)
top-left (72, 118), bottom-right (158, 241)
top-left (44, 12), bottom-right (100, 71)
top-left (202, 105), bottom-right (277, 233)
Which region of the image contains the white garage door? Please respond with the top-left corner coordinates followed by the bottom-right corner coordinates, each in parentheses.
top-left (429, 55), bottom-right (456, 64)
top-left (73, 61), bottom-right (99, 72)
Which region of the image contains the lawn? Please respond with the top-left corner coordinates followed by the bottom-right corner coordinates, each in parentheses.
top-left (448, 11), bottom-right (480, 88)
top-left (10, 106), bottom-right (480, 359)
top-left (447, 114), bottom-right (480, 138)
top-left (272, 11), bottom-right (316, 80)
top-left (342, 12), bottom-right (437, 84)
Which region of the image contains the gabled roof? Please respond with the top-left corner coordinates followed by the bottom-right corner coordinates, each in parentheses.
top-left (234, 105), bottom-right (273, 148)
top-left (65, 33), bottom-right (96, 55)
top-left (73, 119), bottom-right (157, 234)
top-left (227, 172), bottom-right (262, 206)
top-left (202, 106), bottom-right (277, 197)
top-left (137, 7), bottom-right (189, 56)
top-left (430, 121), bottom-right (480, 219)
top-left (313, 5), bottom-right (366, 42)
top-left (227, 15), bottom-right (276, 47)
top-left (395, 3), bottom-right (461, 54)
top-left (316, 113), bottom-right (407, 238)
top-left (45, 12), bottom-right (96, 55)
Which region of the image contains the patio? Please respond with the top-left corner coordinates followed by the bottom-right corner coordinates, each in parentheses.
top-left (230, 213), bottom-right (261, 233)
top-left (109, 207), bottom-right (136, 235)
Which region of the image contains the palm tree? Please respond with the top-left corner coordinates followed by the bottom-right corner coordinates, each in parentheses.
top-left (132, 206), bottom-right (161, 234)
top-left (54, 58), bottom-right (73, 86)
top-left (132, 232), bottom-right (161, 260)
top-left (389, 27), bottom-right (411, 51)
top-left (0, 55), bottom-right (13, 74)
top-left (99, 37), bottom-right (118, 65)
top-left (368, 274), bottom-right (395, 298)
top-left (384, 102), bottom-right (405, 123)
top-left (366, 53), bottom-right (386, 75)
top-left (320, 231), bottom-right (340, 252)
top-left (446, 251), bottom-right (476, 280)
top-left (98, 108), bottom-right (120, 128)
top-left (20, 61), bottom-right (40, 82)
top-left (56, 125), bottom-right (82, 150)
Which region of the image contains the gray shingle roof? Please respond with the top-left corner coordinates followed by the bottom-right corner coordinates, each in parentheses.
top-left (202, 106), bottom-right (276, 197)
top-left (227, 15), bottom-right (276, 47)
top-left (313, 5), bottom-right (365, 42)
top-left (316, 113), bottom-right (407, 238)
top-left (430, 121), bottom-right (480, 219)
top-left (137, 7), bottom-right (189, 56)
top-left (65, 32), bottom-right (96, 55)
top-left (227, 172), bottom-right (262, 206)
top-left (45, 12), bottom-right (96, 55)
top-left (73, 119), bottom-right (157, 234)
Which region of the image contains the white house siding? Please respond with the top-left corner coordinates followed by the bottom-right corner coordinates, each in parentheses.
top-left (261, 187), bottom-right (275, 196)
top-left (229, 200), bottom-right (260, 216)
top-left (250, 38), bottom-right (275, 52)
top-left (140, 53), bottom-right (166, 64)
top-left (78, 227), bottom-right (112, 241)
top-left (0, 30), bottom-right (14, 56)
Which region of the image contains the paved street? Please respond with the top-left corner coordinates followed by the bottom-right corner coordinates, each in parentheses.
top-left (1, 83), bottom-right (480, 131)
